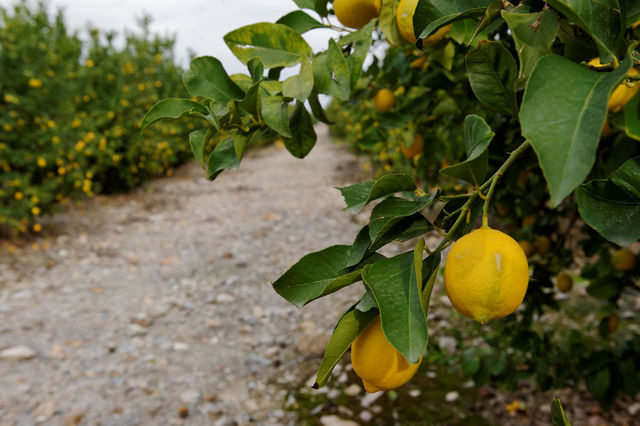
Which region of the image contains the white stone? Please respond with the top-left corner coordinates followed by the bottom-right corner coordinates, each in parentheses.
top-left (319, 415), bottom-right (359, 426)
top-left (180, 389), bottom-right (201, 405)
top-left (0, 345), bottom-right (37, 360)
top-left (361, 391), bottom-right (383, 408)
top-left (173, 342), bottom-right (190, 351)
top-left (344, 384), bottom-right (361, 397)
top-left (445, 391), bottom-right (460, 402)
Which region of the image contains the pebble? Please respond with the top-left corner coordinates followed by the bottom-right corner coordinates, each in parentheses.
top-left (628, 402), bottom-right (640, 416)
top-left (131, 313), bottom-right (153, 327)
top-left (172, 342), bottom-right (190, 351)
top-left (128, 324), bottom-right (148, 337)
top-left (33, 399), bottom-right (56, 421)
top-left (215, 293), bottom-right (235, 303)
top-left (445, 391), bottom-right (460, 402)
top-left (319, 414), bottom-right (359, 426)
top-left (177, 405), bottom-right (189, 418)
top-left (361, 392), bottom-right (383, 408)
top-left (359, 410), bottom-right (373, 422)
top-left (180, 389), bottom-right (201, 405)
top-left (344, 384), bottom-right (362, 396)
top-left (0, 345), bottom-right (37, 360)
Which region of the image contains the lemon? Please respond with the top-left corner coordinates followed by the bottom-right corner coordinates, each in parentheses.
top-left (351, 316), bottom-right (422, 392)
top-left (374, 88), bottom-right (396, 112)
top-left (444, 227), bottom-right (529, 323)
top-left (400, 133), bottom-right (424, 159)
top-left (608, 313), bottom-right (620, 333)
top-left (533, 235), bottom-right (551, 255)
top-left (396, 0), bottom-right (451, 45)
top-left (334, 0), bottom-right (381, 29)
top-left (556, 273), bottom-right (573, 293)
top-left (611, 248), bottom-right (636, 271)
top-left (589, 58), bottom-right (640, 111)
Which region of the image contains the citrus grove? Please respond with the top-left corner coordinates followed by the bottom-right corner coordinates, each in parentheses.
top-left (0, 3), bottom-right (193, 234)
top-left (143, 0), bottom-right (640, 412)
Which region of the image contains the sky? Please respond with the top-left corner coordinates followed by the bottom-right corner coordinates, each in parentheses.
top-left (0, 0), bottom-right (338, 74)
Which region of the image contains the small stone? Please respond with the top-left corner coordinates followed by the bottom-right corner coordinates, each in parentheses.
top-left (361, 392), bottom-right (383, 408)
top-left (0, 345), bottom-right (37, 360)
top-left (628, 402), bottom-right (640, 416)
top-left (131, 313), bottom-right (153, 327)
top-left (207, 318), bottom-right (222, 328)
top-left (245, 400), bottom-right (258, 412)
top-left (203, 393), bottom-right (216, 402)
top-left (408, 389), bottom-right (421, 398)
top-left (344, 384), bottom-right (361, 397)
top-left (180, 389), bottom-right (201, 405)
top-left (173, 342), bottom-right (190, 351)
top-left (148, 302), bottom-right (171, 318)
top-left (539, 403), bottom-right (551, 414)
top-left (445, 391), bottom-right (459, 402)
top-left (33, 399), bottom-right (56, 421)
top-left (177, 405), bottom-right (189, 418)
top-left (215, 293), bottom-right (235, 303)
top-left (128, 324), bottom-right (147, 337)
top-left (359, 410), bottom-right (373, 422)
top-left (437, 336), bottom-right (457, 354)
top-left (319, 414), bottom-right (359, 426)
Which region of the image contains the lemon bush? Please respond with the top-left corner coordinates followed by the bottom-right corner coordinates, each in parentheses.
top-left (145, 0), bottom-right (640, 408)
top-left (0, 2), bottom-right (193, 233)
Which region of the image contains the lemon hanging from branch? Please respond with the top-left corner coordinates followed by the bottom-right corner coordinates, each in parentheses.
top-left (351, 316), bottom-right (422, 393)
top-left (333, 0), bottom-right (381, 29)
top-left (444, 228), bottom-right (529, 323)
top-left (396, 0), bottom-right (451, 45)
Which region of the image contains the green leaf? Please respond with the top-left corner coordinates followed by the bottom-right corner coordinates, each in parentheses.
top-left (188, 129), bottom-right (207, 167)
top-left (308, 91), bottom-right (333, 124)
top-left (441, 114), bottom-right (495, 184)
top-left (368, 195), bottom-right (436, 242)
top-left (312, 39), bottom-right (351, 100)
top-left (448, 18), bottom-right (488, 47)
top-left (248, 58), bottom-right (264, 83)
top-left (283, 101), bottom-right (317, 158)
top-left (521, 54), bottom-right (633, 206)
top-left (586, 277), bottom-right (620, 300)
top-left (277, 10), bottom-right (326, 34)
top-left (272, 245), bottom-right (363, 308)
top-left (230, 73), bottom-right (254, 92)
top-left (260, 94), bottom-right (292, 138)
top-left (233, 132), bottom-right (252, 160)
top-left (362, 251), bottom-right (430, 363)
top-left (502, 8), bottom-right (559, 89)
top-left (546, 0), bottom-right (623, 64)
top-left (465, 40), bottom-right (518, 116)
top-left (341, 21), bottom-right (374, 88)
top-left (379, 0), bottom-right (404, 45)
top-left (238, 80), bottom-right (262, 115)
top-left (294, 0), bottom-right (329, 16)
top-left (414, 0), bottom-right (493, 40)
top-left (619, 358), bottom-right (639, 397)
top-left (206, 137), bottom-right (239, 181)
top-left (314, 303), bottom-right (378, 388)
top-left (182, 56), bottom-right (245, 103)
top-left (586, 368), bottom-right (611, 400)
top-left (551, 399), bottom-right (572, 426)
top-left (469, 0), bottom-right (503, 44)
top-left (141, 98), bottom-right (209, 130)
top-left (224, 22), bottom-right (313, 68)
top-left (624, 91), bottom-right (640, 141)
top-left (337, 173), bottom-right (417, 213)
top-left (576, 157), bottom-right (640, 246)
top-left (283, 59), bottom-right (314, 101)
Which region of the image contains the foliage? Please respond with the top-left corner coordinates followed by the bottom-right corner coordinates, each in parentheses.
top-left (0, 1), bottom-right (194, 233)
top-left (146, 0), bottom-right (640, 408)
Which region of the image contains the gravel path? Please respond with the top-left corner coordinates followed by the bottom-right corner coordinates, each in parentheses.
top-left (0, 126), bottom-right (368, 425)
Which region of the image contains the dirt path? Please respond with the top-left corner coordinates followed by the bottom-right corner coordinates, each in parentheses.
top-left (0, 126), bottom-right (368, 425)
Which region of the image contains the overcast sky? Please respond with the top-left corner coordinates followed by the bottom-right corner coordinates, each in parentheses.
top-left (0, 0), bottom-right (338, 74)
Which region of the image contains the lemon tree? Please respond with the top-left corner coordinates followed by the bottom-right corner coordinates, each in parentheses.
top-left (145, 0), bottom-right (640, 407)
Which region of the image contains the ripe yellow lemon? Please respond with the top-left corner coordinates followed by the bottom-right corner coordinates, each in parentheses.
top-left (611, 248), bottom-right (636, 271)
top-left (589, 58), bottom-right (640, 111)
top-left (334, 0), bottom-right (381, 29)
top-left (556, 273), bottom-right (573, 293)
top-left (351, 316), bottom-right (422, 393)
top-left (400, 133), bottom-right (424, 159)
top-left (533, 235), bottom-right (551, 255)
top-left (396, 0), bottom-right (451, 45)
top-left (374, 88), bottom-right (396, 112)
top-left (444, 227), bottom-right (529, 323)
